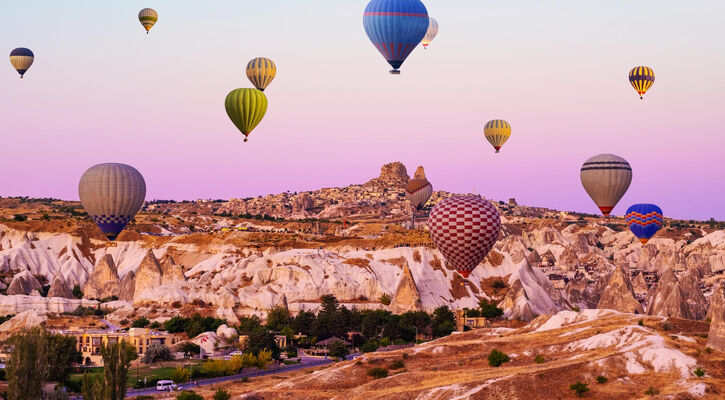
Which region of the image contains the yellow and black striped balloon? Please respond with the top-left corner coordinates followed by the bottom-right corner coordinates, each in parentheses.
top-left (484, 119), bottom-right (511, 153)
top-left (246, 57), bottom-right (276, 92)
top-left (629, 66), bottom-right (655, 100)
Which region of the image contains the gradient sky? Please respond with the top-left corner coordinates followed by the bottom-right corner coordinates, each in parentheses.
top-left (1, 1), bottom-right (724, 220)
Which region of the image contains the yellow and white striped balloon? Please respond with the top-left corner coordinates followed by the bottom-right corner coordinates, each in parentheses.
top-left (484, 119), bottom-right (511, 153)
top-left (246, 57), bottom-right (276, 92)
top-left (138, 8), bottom-right (158, 34)
top-left (421, 18), bottom-right (438, 49)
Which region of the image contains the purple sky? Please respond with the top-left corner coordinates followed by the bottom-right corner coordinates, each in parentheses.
top-left (1, 1), bottom-right (724, 220)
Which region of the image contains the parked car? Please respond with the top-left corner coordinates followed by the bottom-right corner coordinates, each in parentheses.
top-left (156, 380), bottom-right (177, 391)
top-left (229, 351), bottom-right (244, 357)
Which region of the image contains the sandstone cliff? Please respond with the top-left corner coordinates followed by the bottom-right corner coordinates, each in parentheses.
top-left (82, 254), bottom-right (120, 300)
top-left (706, 283), bottom-right (725, 352)
top-left (597, 266), bottom-right (643, 314)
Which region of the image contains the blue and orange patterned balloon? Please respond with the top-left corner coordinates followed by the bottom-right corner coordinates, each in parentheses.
top-left (625, 204), bottom-right (663, 245)
top-left (363, 0), bottom-right (429, 74)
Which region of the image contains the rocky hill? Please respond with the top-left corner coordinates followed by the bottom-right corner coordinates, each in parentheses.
top-left (0, 162), bottom-right (723, 338)
top-left (147, 310), bottom-right (724, 399)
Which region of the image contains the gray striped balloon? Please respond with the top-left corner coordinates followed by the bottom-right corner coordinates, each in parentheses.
top-left (78, 163), bottom-right (146, 240)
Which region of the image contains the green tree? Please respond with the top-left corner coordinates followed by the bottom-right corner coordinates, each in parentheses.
top-left (131, 316), bottom-right (150, 328)
top-left (170, 366), bottom-right (191, 384)
top-left (72, 284), bottom-right (83, 299)
top-left (47, 333), bottom-right (83, 383)
top-left (164, 316), bottom-right (187, 333)
top-left (265, 306), bottom-right (290, 331)
top-left (290, 310), bottom-right (315, 336)
top-left (6, 327), bottom-right (49, 400)
top-left (479, 299), bottom-right (504, 319)
top-left (100, 340), bottom-right (138, 400)
top-left (141, 343), bottom-right (172, 364)
top-left (432, 306), bottom-right (455, 338)
top-left (81, 373), bottom-right (104, 400)
top-left (379, 293), bottom-right (392, 306)
top-left (176, 391), bottom-right (203, 400)
top-left (237, 315), bottom-right (263, 334)
top-left (178, 341), bottom-right (201, 357)
top-left (569, 381), bottom-right (590, 397)
top-left (247, 328), bottom-right (281, 360)
top-left (213, 389), bottom-right (231, 400)
top-left (328, 339), bottom-right (350, 360)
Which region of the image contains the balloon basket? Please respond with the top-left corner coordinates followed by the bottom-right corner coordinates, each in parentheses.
top-left (389, 69), bottom-right (401, 75)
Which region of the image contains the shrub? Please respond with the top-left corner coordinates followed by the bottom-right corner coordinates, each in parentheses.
top-left (662, 322), bottom-right (672, 331)
top-left (213, 389), bottom-right (231, 400)
top-left (13, 214), bottom-right (27, 222)
top-left (176, 391), bottom-right (203, 400)
top-left (149, 321), bottom-right (162, 329)
top-left (141, 343), bottom-right (172, 364)
top-left (479, 299), bottom-right (504, 319)
top-left (569, 381), bottom-right (590, 397)
top-left (700, 333), bottom-right (708, 338)
top-left (492, 280), bottom-right (506, 289)
top-left (693, 366), bottom-right (706, 378)
top-left (361, 341), bottom-right (379, 353)
top-left (390, 360), bottom-right (404, 370)
top-left (572, 306), bottom-right (581, 312)
top-left (596, 375), bottom-right (608, 384)
top-left (638, 319), bottom-right (644, 326)
top-left (380, 294), bottom-right (392, 306)
top-left (534, 355), bottom-right (545, 364)
top-left (170, 366), bottom-right (190, 383)
top-left (488, 349), bottom-right (510, 367)
top-left (705, 347), bottom-right (713, 354)
top-left (328, 340), bottom-right (349, 360)
top-left (71, 285), bottom-right (83, 299)
top-left (132, 317), bottom-right (150, 328)
top-left (644, 386), bottom-right (659, 396)
top-left (367, 367), bottom-right (388, 379)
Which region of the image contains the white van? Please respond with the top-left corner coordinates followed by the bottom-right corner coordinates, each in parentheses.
top-left (156, 380), bottom-right (177, 391)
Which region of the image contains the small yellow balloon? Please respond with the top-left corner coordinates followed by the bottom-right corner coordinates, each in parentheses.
top-left (246, 57), bottom-right (276, 92)
top-left (484, 120), bottom-right (511, 153)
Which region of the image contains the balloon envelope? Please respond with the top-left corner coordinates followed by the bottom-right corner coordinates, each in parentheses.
top-left (78, 163), bottom-right (146, 240)
top-left (138, 8), bottom-right (158, 33)
top-left (246, 57), bottom-right (276, 92)
top-left (421, 18), bottom-right (439, 49)
top-left (9, 48), bottom-right (34, 78)
top-left (405, 179), bottom-right (432, 210)
top-left (363, 0), bottom-right (429, 73)
top-left (629, 66), bottom-right (654, 99)
top-left (484, 120), bottom-right (511, 153)
top-left (224, 89), bottom-right (268, 142)
top-left (580, 154), bottom-right (632, 216)
top-left (428, 196), bottom-right (501, 278)
top-left (626, 204), bottom-right (663, 244)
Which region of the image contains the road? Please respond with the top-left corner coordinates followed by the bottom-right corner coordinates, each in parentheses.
top-left (69, 354), bottom-right (359, 399)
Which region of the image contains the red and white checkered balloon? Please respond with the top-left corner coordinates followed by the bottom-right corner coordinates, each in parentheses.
top-left (428, 196), bottom-right (501, 278)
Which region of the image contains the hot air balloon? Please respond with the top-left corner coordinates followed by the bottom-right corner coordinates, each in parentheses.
top-left (246, 57), bottom-right (276, 92)
top-left (580, 154), bottom-right (632, 216)
top-left (421, 18), bottom-right (438, 49)
top-left (138, 8), bottom-right (158, 34)
top-left (625, 204), bottom-right (663, 245)
top-left (79, 163), bottom-right (146, 241)
top-left (405, 166), bottom-right (433, 227)
top-left (428, 196), bottom-right (501, 279)
top-left (9, 48), bottom-right (34, 78)
top-left (363, 0), bottom-right (429, 74)
top-left (629, 66), bottom-right (654, 99)
top-left (484, 120), bottom-right (511, 153)
top-left (224, 88), bottom-right (268, 142)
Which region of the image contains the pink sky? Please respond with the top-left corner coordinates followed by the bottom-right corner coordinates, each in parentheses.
top-left (1, 1), bottom-right (724, 220)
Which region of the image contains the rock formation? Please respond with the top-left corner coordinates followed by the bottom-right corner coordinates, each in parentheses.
top-left (499, 280), bottom-right (536, 321)
top-left (679, 270), bottom-right (708, 320)
top-left (597, 266), bottom-right (643, 314)
top-left (83, 255), bottom-right (120, 300)
top-left (558, 246), bottom-right (579, 271)
top-left (118, 271), bottom-right (136, 301)
top-left (631, 272), bottom-right (648, 295)
top-left (646, 269), bottom-right (690, 319)
top-left (160, 254), bottom-right (186, 285)
top-left (216, 324), bottom-right (238, 340)
top-left (365, 162), bottom-right (409, 189)
top-left (134, 250), bottom-right (162, 299)
top-left (564, 275), bottom-right (596, 309)
top-left (0, 309), bottom-right (47, 336)
top-left (291, 193), bottom-right (314, 213)
top-left (706, 283), bottom-right (725, 352)
top-left (389, 262), bottom-right (422, 314)
top-left (7, 270), bottom-right (42, 295)
top-left (47, 274), bottom-right (73, 298)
